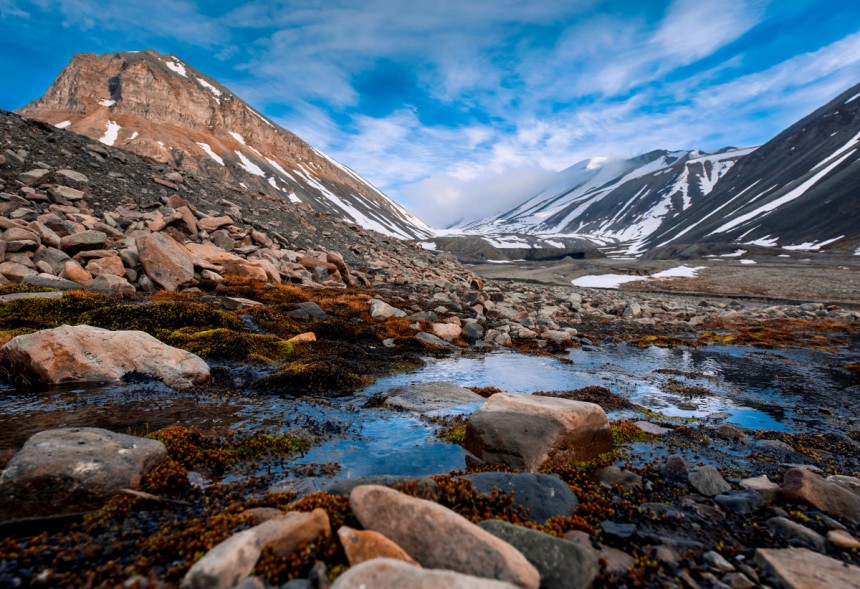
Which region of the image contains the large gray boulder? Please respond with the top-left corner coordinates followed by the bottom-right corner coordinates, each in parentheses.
top-left (1, 324), bottom-right (210, 389)
top-left (465, 393), bottom-right (612, 472)
top-left (349, 485), bottom-right (539, 588)
top-left (0, 428), bottom-right (166, 519)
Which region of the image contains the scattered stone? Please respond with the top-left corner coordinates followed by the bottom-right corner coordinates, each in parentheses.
top-left (381, 381), bottom-right (484, 413)
top-left (431, 322), bottom-right (462, 342)
top-left (329, 558), bottom-right (520, 589)
top-left (827, 474), bottom-right (860, 497)
top-left (703, 551), bottom-right (735, 573)
top-left (88, 274), bottom-right (136, 295)
top-left (287, 332), bottom-right (317, 343)
top-left (349, 485), bottom-right (540, 588)
top-left (255, 508), bottom-right (330, 558)
top-left (59, 230), bottom-right (107, 252)
top-left (661, 455), bottom-right (690, 484)
top-left (767, 516), bottom-right (826, 550)
top-left (755, 547), bottom-right (860, 589)
top-left (326, 475), bottom-right (438, 498)
top-left (688, 466), bottom-right (732, 497)
top-left (136, 232), bottom-right (194, 291)
top-left (337, 525), bottom-right (418, 566)
top-left (1, 324), bottom-right (210, 389)
top-left (0, 427), bottom-right (166, 519)
top-left (181, 528), bottom-right (261, 589)
top-left (827, 529), bottom-right (860, 549)
top-left (714, 490), bottom-right (764, 515)
top-left (633, 421), bottom-right (671, 435)
top-left (20, 273), bottom-right (80, 291)
top-left (415, 331), bottom-right (453, 348)
top-left (288, 301), bottom-right (327, 320)
top-left (781, 467), bottom-right (860, 524)
top-left (479, 520), bottom-right (598, 589)
top-left (463, 472), bottom-right (579, 523)
top-left (600, 520), bottom-right (637, 541)
top-left (464, 392), bottom-right (612, 472)
top-left (596, 465), bottom-right (643, 491)
top-left (370, 299), bottom-right (406, 319)
top-left (56, 169), bottom-right (89, 184)
top-left (739, 474), bottom-right (780, 501)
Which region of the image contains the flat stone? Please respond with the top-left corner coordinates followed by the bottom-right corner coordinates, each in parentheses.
top-left (827, 474), bottom-right (860, 497)
top-left (381, 381), bottom-right (484, 413)
top-left (21, 273), bottom-right (81, 291)
top-left (479, 520), bottom-right (598, 589)
top-left (766, 516), bottom-right (825, 550)
top-left (415, 331), bottom-right (453, 348)
top-left (330, 558), bottom-right (520, 589)
top-left (369, 299), bottom-right (406, 319)
top-left (688, 466), bottom-right (732, 497)
top-left (60, 230), bottom-right (107, 252)
top-left (326, 475), bottom-right (438, 497)
top-left (88, 274), bottom-right (136, 295)
top-left (337, 525), bottom-right (418, 566)
top-left (56, 169), bottom-right (89, 184)
top-left (0, 427), bottom-right (166, 519)
top-left (755, 547), bottom-right (860, 589)
top-left (197, 216), bottom-right (234, 232)
top-left (0, 261), bottom-right (36, 283)
top-left (19, 168), bottom-right (50, 185)
top-left (781, 468), bottom-right (860, 524)
top-left (0, 290), bottom-right (64, 303)
top-left (463, 472), bottom-right (579, 523)
top-left (714, 489), bottom-right (764, 515)
top-left (1, 324), bottom-right (209, 389)
top-left (349, 485), bottom-right (539, 588)
top-left (596, 465), bottom-right (642, 491)
top-left (633, 421), bottom-right (671, 435)
top-left (464, 393), bottom-right (612, 472)
top-left (827, 529), bottom-right (860, 549)
top-left (740, 474), bottom-right (779, 501)
top-left (48, 185), bottom-right (85, 201)
top-left (136, 232), bottom-right (194, 291)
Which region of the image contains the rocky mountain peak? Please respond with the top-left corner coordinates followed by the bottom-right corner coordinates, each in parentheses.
top-left (19, 50), bottom-right (433, 240)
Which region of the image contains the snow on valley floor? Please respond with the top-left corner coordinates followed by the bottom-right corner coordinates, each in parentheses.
top-left (572, 265), bottom-right (706, 289)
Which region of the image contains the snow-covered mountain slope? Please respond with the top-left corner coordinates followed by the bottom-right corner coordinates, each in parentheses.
top-left (647, 83), bottom-right (860, 253)
top-left (18, 50), bottom-right (432, 240)
top-left (462, 148), bottom-right (754, 254)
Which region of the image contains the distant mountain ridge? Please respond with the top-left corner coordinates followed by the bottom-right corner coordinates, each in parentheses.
top-left (18, 50), bottom-right (433, 240)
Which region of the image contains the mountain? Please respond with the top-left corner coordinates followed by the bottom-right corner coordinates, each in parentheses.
top-left (645, 83), bottom-right (860, 253)
top-left (459, 147), bottom-right (754, 255)
top-left (17, 50), bottom-right (433, 241)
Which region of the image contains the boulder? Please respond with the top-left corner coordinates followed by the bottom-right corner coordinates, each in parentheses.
top-left (766, 517), bottom-right (825, 550)
top-left (85, 255), bottom-right (125, 277)
top-left (21, 273), bottom-right (81, 291)
top-left (781, 468), bottom-right (860, 524)
top-left (370, 299), bottom-right (406, 319)
top-left (0, 427), bottom-right (166, 519)
top-left (0, 261), bottom-right (37, 283)
top-left (431, 322), bottom-right (462, 342)
top-left (688, 466), bottom-right (732, 497)
top-left (349, 485), bottom-right (539, 588)
top-left (463, 472), bottom-right (579, 523)
top-left (1, 324), bottom-right (210, 389)
top-left (740, 474), bottom-right (780, 501)
top-left (197, 215), bottom-right (233, 232)
top-left (479, 520), bottom-right (598, 589)
top-left (59, 230), bottom-right (107, 252)
top-left (136, 232), bottom-right (194, 291)
top-left (380, 381), bottom-right (484, 413)
top-left (755, 548), bottom-right (860, 589)
top-left (337, 525), bottom-right (418, 566)
top-left (88, 274), bottom-right (136, 295)
top-left (464, 393), bottom-right (612, 472)
top-left (60, 259), bottom-right (93, 285)
top-left (330, 558), bottom-right (520, 589)
top-left (254, 508), bottom-right (330, 557)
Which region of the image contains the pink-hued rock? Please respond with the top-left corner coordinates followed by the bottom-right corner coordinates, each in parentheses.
top-left (1, 324), bottom-right (209, 389)
top-left (337, 526), bottom-right (419, 566)
top-left (136, 232), bottom-right (194, 291)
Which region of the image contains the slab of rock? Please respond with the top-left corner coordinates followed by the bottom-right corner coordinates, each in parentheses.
top-left (827, 529), bottom-right (860, 549)
top-left (369, 299), bottom-right (406, 319)
top-left (781, 468), bottom-right (860, 524)
top-left (0, 261), bottom-right (36, 283)
top-left (0, 427), bottom-right (166, 519)
top-left (349, 485), bottom-right (539, 588)
top-left (85, 255), bottom-right (125, 277)
top-left (688, 466), bottom-right (732, 497)
top-left (766, 517), bottom-right (825, 550)
top-left (136, 232), bottom-right (194, 291)
top-left (381, 381), bottom-right (484, 413)
top-left (183, 509), bottom-right (330, 589)
top-left (415, 331), bottom-right (453, 348)
top-left (755, 547), bottom-right (860, 589)
top-left (464, 393), bottom-right (612, 472)
top-left (60, 230), bottom-right (107, 252)
top-left (88, 274), bottom-right (136, 295)
top-left (326, 475), bottom-right (438, 497)
top-left (197, 215), bottom-right (233, 232)
top-left (330, 558), bottom-right (520, 589)
top-left (827, 474), bottom-right (860, 497)
top-left (714, 489), bottom-right (764, 515)
top-left (21, 273), bottom-right (81, 291)
top-left (479, 520), bottom-right (598, 589)
top-left (56, 169), bottom-right (89, 184)
top-left (337, 525), bottom-right (418, 566)
top-left (1, 324), bottom-right (210, 389)
top-left (463, 472), bottom-right (579, 523)
top-left (740, 474), bottom-right (780, 501)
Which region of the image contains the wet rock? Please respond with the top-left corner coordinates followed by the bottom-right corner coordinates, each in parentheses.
top-left (479, 519), bottom-right (598, 589)
top-left (714, 489), bottom-right (764, 515)
top-left (464, 393), bottom-right (612, 472)
top-left (330, 558), bottom-right (520, 589)
top-left (136, 232), bottom-right (194, 291)
top-left (381, 381), bottom-right (484, 413)
top-left (781, 468), bottom-right (860, 524)
top-left (349, 485), bottom-right (539, 588)
top-left (688, 466), bottom-right (732, 497)
top-left (326, 475), bottom-right (438, 497)
top-left (755, 547), bottom-right (860, 589)
top-left (337, 525), bottom-right (418, 566)
top-left (739, 474), bottom-right (780, 501)
top-left (463, 472), bottom-right (579, 523)
top-left (369, 299), bottom-right (406, 319)
top-left (1, 324), bottom-right (210, 389)
top-left (0, 427), bottom-right (166, 519)
top-left (766, 517), bottom-right (825, 550)
top-left (462, 321), bottom-right (485, 341)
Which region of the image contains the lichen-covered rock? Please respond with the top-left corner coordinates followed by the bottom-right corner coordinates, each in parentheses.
top-left (465, 393), bottom-right (612, 472)
top-left (0, 427), bottom-right (166, 519)
top-left (1, 324), bottom-right (210, 389)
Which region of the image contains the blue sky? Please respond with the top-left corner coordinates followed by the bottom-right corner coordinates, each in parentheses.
top-left (1, 1), bottom-right (859, 226)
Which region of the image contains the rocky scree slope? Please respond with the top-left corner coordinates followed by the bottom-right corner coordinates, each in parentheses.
top-left (18, 50), bottom-right (432, 240)
top-left (0, 110), bottom-right (473, 295)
